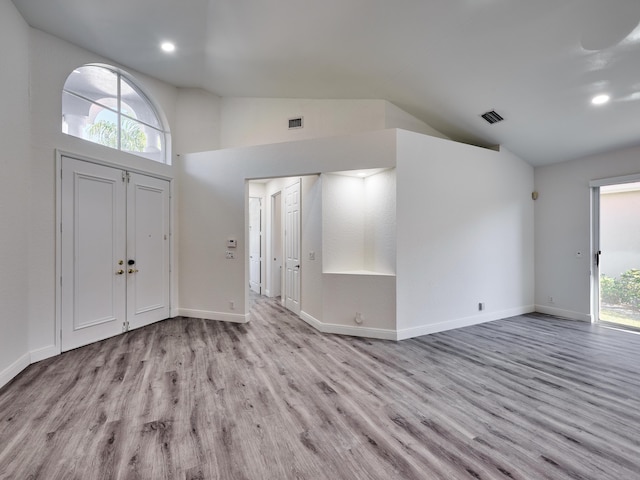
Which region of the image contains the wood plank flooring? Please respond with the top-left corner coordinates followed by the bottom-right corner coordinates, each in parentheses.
top-left (2, 297), bottom-right (640, 479)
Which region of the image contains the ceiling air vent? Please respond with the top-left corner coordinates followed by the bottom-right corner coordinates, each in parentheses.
top-left (288, 117), bottom-right (304, 129)
top-left (481, 110), bottom-right (504, 125)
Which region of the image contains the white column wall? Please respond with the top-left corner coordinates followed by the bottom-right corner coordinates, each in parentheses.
top-left (396, 131), bottom-right (534, 338)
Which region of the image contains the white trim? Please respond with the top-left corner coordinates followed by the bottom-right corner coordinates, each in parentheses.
top-left (534, 305), bottom-right (592, 322)
top-left (29, 345), bottom-right (59, 364)
top-left (591, 186), bottom-right (600, 324)
top-left (56, 149), bottom-right (172, 181)
top-left (178, 308), bottom-right (250, 324)
top-left (396, 305), bottom-right (535, 341)
top-left (0, 352), bottom-right (30, 390)
top-left (589, 172), bottom-right (640, 188)
top-left (299, 311), bottom-right (397, 341)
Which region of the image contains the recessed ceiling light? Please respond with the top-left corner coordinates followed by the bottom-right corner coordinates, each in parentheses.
top-left (591, 94), bottom-right (610, 105)
top-left (160, 42), bottom-right (176, 53)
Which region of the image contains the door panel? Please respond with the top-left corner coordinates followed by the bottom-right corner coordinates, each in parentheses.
top-left (285, 180), bottom-right (301, 314)
top-left (61, 158), bottom-right (171, 351)
top-left (127, 173), bottom-right (170, 329)
top-left (249, 197), bottom-right (262, 294)
top-left (61, 158), bottom-right (126, 351)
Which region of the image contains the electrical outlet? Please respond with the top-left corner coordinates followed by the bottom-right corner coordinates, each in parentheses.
top-left (355, 312), bottom-right (364, 324)
top-left (548, 296), bottom-right (554, 304)
top-left (229, 300), bottom-right (235, 310)
top-left (478, 302), bottom-right (485, 311)
top-left (309, 251), bottom-right (315, 261)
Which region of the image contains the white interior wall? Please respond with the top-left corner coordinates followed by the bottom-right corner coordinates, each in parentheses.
top-left (364, 169), bottom-right (396, 274)
top-left (396, 131), bottom-right (535, 339)
top-left (177, 130), bottom-right (397, 324)
top-left (534, 144), bottom-right (640, 320)
top-left (174, 88), bottom-right (221, 154)
top-left (220, 98), bottom-right (387, 149)
top-left (0, 0), bottom-right (31, 387)
top-left (220, 98), bottom-right (443, 150)
top-left (322, 169), bottom-right (396, 274)
top-left (384, 102), bottom-right (448, 139)
top-left (322, 174), bottom-right (366, 272)
top-left (300, 175), bottom-right (324, 322)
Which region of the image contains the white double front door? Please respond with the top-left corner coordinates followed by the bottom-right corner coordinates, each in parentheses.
top-left (60, 156), bottom-right (170, 351)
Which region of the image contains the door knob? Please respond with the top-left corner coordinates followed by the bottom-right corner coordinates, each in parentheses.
top-left (116, 269), bottom-right (124, 275)
top-left (128, 268), bottom-right (139, 274)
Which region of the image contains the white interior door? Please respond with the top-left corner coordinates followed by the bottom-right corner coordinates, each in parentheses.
top-left (284, 180), bottom-right (301, 314)
top-left (249, 196), bottom-right (262, 294)
top-left (127, 173), bottom-right (170, 329)
top-left (61, 157), bottom-right (126, 351)
top-left (271, 192), bottom-right (283, 298)
top-left (61, 157), bottom-right (170, 351)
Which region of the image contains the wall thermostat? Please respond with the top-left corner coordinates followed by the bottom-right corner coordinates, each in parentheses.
top-left (227, 238), bottom-right (237, 248)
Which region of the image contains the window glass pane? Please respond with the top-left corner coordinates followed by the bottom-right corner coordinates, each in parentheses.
top-left (62, 64), bottom-right (169, 163)
top-left (120, 118), bottom-right (165, 162)
top-left (120, 76), bottom-right (162, 129)
top-left (62, 91), bottom-right (119, 149)
top-left (63, 66), bottom-right (118, 109)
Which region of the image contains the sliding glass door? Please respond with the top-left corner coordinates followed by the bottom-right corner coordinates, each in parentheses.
top-left (594, 181), bottom-right (640, 330)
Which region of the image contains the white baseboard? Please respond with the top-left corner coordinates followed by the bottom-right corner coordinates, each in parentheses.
top-left (396, 305), bottom-right (536, 341)
top-left (299, 311), bottom-right (397, 341)
top-left (534, 305), bottom-right (591, 322)
top-left (0, 352), bottom-right (30, 390)
top-left (178, 308), bottom-right (250, 324)
top-left (30, 345), bottom-right (59, 363)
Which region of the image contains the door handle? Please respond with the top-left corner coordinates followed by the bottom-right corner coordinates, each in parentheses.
top-left (295, 265), bottom-right (300, 269)
top-left (595, 250), bottom-right (601, 267)
top-left (116, 269), bottom-right (124, 275)
top-left (128, 268), bottom-right (139, 274)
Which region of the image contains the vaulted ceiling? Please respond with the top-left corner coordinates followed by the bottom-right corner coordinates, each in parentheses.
top-left (12, 0), bottom-right (640, 166)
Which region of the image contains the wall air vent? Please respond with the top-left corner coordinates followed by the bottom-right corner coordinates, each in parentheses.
top-left (288, 117), bottom-right (304, 129)
top-left (481, 110), bottom-right (504, 125)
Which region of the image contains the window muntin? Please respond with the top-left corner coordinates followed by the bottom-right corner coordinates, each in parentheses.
top-left (62, 65), bottom-right (169, 163)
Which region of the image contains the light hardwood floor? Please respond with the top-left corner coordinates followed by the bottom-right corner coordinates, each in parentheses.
top-left (1, 297), bottom-right (640, 479)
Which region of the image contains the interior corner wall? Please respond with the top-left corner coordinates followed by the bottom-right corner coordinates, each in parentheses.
top-left (395, 131), bottom-right (534, 339)
top-left (534, 144), bottom-right (640, 321)
top-left (219, 98), bottom-right (388, 149)
top-left (384, 101), bottom-right (449, 140)
top-left (27, 28), bottom-right (179, 359)
top-left (174, 88), bottom-right (222, 155)
top-left (0, 0), bottom-right (31, 387)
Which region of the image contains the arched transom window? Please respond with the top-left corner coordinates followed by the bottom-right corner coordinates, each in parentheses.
top-left (62, 64), bottom-right (170, 163)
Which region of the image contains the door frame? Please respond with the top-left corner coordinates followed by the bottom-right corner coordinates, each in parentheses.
top-left (590, 172), bottom-right (640, 325)
top-left (55, 149), bottom-right (175, 356)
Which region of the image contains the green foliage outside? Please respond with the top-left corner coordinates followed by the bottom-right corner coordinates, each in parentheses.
top-left (601, 269), bottom-right (640, 311)
top-left (86, 117), bottom-right (147, 152)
